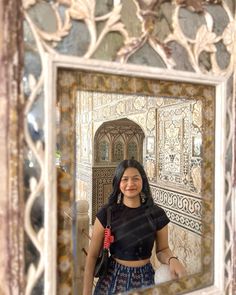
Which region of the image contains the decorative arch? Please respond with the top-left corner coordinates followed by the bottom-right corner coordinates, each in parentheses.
top-left (92, 118), bottom-right (145, 221)
top-left (93, 118), bottom-right (145, 165)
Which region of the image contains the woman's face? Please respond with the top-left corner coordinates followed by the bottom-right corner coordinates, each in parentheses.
top-left (119, 167), bottom-right (143, 199)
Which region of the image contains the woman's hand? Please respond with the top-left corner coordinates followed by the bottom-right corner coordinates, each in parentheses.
top-left (169, 257), bottom-right (187, 279)
top-left (155, 226), bottom-right (187, 279)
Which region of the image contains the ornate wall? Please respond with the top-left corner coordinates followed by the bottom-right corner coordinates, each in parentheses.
top-left (2, 0), bottom-right (233, 294)
top-left (73, 83), bottom-right (204, 274)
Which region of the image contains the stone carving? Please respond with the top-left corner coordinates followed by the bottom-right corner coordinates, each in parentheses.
top-left (152, 186), bottom-right (202, 234)
top-left (157, 101), bottom-right (202, 193)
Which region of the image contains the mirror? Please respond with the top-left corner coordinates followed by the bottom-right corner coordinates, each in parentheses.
top-left (44, 54), bottom-right (226, 295)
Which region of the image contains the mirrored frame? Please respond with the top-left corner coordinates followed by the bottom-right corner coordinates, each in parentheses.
top-left (44, 54), bottom-right (227, 295)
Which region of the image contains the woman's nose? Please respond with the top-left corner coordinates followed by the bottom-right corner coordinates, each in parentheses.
top-left (127, 179), bottom-right (135, 185)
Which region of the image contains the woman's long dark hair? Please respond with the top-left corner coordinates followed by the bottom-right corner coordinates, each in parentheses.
top-left (108, 159), bottom-right (153, 206)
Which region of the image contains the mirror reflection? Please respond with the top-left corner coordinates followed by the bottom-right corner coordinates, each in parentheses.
top-left (55, 69), bottom-right (213, 295)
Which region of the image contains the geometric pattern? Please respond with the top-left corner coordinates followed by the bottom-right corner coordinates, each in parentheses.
top-left (92, 166), bottom-right (115, 223)
top-left (151, 186), bottom-right (202, 235)
top-left (166, 210), bottom-right (202, 235)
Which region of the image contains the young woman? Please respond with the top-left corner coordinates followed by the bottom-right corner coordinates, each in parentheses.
top-left (83, 159), bottom-right (186, 295)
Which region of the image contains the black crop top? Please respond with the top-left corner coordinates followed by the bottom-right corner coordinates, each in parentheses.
top-left (96, 203), bottom-right (170, 260)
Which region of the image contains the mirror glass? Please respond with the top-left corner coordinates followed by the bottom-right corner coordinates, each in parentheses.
top-left (55, 67), bottom-right (215, 294)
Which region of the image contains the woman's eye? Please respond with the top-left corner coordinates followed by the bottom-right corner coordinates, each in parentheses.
top-left (121, 178), bottom-right (128, 182)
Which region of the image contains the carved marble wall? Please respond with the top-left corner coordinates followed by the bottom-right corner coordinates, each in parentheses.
top-left (168, 223), bottom-right (201, 275)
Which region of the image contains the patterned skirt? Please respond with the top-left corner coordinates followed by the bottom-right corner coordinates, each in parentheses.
top-left (93, 258), bottom-right (155, 295)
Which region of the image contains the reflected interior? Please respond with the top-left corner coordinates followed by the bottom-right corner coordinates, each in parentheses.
top-left (56, 69), bottom-right (215, 294)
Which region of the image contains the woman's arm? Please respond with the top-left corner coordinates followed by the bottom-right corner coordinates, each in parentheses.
top-left (155, 225), bottom-right (187, 279)
top-left (83, 218), bottom-right (104, 295)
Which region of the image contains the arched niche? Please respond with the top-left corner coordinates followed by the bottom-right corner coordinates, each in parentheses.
top-left (94, 118), bottom-right (145, 164)
top-left (92, 118), bottom-right (145, 221)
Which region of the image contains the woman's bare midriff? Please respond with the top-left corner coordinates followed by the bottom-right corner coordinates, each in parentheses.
top-left (114, 257), bottom-right (150, 267)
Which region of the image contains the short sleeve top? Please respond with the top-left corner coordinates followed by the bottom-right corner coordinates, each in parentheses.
top-left (96, 203), bottom-right (170, 260)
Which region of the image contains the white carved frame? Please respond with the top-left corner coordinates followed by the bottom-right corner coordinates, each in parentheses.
top-left (44, 53), bottom-right (227, 295)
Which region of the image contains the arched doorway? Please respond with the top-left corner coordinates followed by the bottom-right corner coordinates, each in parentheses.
top-left (92, 118), bottom-right (145, 222)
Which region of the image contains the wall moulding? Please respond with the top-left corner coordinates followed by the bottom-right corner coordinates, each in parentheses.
top-left (44, 53), bottom-right (229, 295)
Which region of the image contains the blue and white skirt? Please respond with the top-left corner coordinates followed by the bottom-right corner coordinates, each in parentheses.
top-left (93, 258), bottom-right (155, 295)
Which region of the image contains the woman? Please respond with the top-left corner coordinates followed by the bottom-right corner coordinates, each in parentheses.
top-left (83, 159), bottom-right (186, 295)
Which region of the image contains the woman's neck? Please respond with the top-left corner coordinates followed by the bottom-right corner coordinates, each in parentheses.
top-left (123, 197), bottom-right (141, 208)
